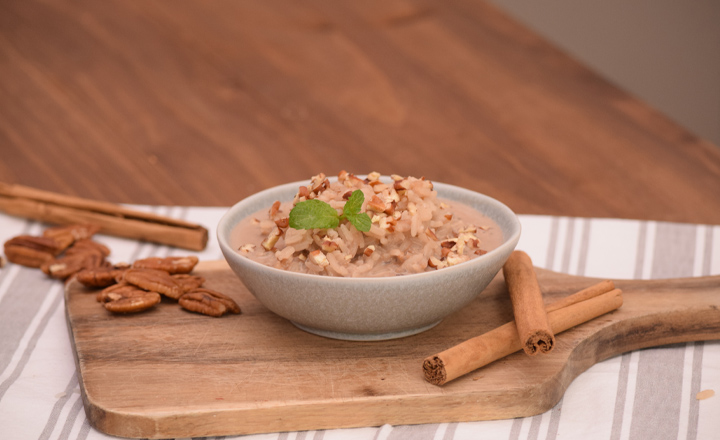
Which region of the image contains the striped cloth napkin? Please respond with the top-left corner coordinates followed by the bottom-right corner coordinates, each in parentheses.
top-left (0, 208), bottom-right (718, 440)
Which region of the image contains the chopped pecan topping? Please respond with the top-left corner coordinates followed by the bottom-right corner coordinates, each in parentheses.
top-left (179, 288), bottom-right (241, 317)
top-left (297, 186), bottom-right (310, 199)
top-left (269, 200), bottom-right (281, 219)
top-left (132, 256), bottom-right (199, 274)
top-left (363, 245), bottom-right (375, 257)
top-left (310, 173), bottom-right (329, 194)
top-left (4, 236), bottom-right (62, 268)
top-left (321, 239), bottom-right (339, 253)
top-left (428, 256), bottom-right (446, 269)
top-left (122, 268), bottom-right (183, 299)
top-left (308, 250), bottom-right (329, 267)
top-left (366, 195), bottom-right (386, 213)
top-left (366, 171), bottom-right (381, 182)
top-left (239, 244), bottom-right (255, 253)
top-left (97, 283), bottom-right (161, 313)
top-left (261, 227), bottom-right (282, 251)
top-left (275, 217), bottom-right (289, 229)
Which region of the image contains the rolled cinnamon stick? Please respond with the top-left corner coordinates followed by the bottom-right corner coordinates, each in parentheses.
top-left (0, 182), bottom-right (208, 251)
top-left (503, 251), bottom-right (554, 355)
top-left (423, 282), bottom-right (621, 386)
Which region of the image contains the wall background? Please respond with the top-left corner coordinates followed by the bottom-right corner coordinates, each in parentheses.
top-left (489, 0), bottom-right (720, 146)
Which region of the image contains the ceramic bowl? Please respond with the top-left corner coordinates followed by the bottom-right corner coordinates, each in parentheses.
top-left (217, 179), bottom-right (521, 341)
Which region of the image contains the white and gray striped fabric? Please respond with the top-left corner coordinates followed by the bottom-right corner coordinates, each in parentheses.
top-left (1, 208), bottom-right (718, 440)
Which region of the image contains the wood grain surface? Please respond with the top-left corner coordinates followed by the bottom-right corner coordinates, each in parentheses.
top-left (1, 0), bottom-right (719, 224)
top-left (64, 261), bottom-right (720, 439)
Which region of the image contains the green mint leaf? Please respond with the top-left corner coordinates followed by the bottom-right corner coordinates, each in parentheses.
top-left (340, 190), bottom-right (371, 232)
top-left (289, 199), bottom-right (339, 230)
top-left (346, 212), bottom-right (372, 232)
top-left (343, 190), bottom-right (365, 216)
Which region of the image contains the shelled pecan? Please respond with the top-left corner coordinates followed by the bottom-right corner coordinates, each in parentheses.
top-left (132, 256), bottom-right (199, 274)
top-left (178, 288), bottom-right (241, 317)
top-left (4, 235), bottom-right (62, 268)
top-left (76, 264), bottom-right (130, 288)
top-left (121, 268), bottom-right (184, 299)
top-left (97, 283), bottom-right (161, 313)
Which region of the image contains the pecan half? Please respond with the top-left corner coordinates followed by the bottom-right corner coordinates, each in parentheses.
top-left (76, 265), bottom-right (129, 288)
top-left (65, 238), bottom-right (111, 258)
top-left (43, 224), bottom-right (100, 252)
top-left (122, 268), bottom-right (183, 299)
top-left (178, 288), bottom-right (241, 317)
top-left (172, 274), bottom-right (206, 293)
top-left (97, 283), bottom-right (161, 313)
top-left (41, 252), bottom-right (110, 280)
top-left (4, 235), bottom-right (62, 268)
top-left (131, 256), bottom-right (199, 274)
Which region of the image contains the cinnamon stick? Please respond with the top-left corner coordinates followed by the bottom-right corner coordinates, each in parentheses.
top-left (423, 282), bottom-right (621, 386)
top-left (0, 182), bottom-right (208, 251)
top-left (503, 251), bottom-right (554, 355)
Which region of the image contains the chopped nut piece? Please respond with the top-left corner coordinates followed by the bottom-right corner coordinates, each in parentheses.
top-left (308, 250), bottom-right (330, 267)
top-left (364, 245), bottom-right (375, 257)
top-left (446, 252), bottom-right (469, 266)
top-left (390, 174), bottom-right (403, 181)
top-left (342, 190), bottom-right (353, 200)
top-left (384, 200), bottom-right (396, 215)
top-left (440, 239), bottom-right (456, 248)
top-left (366, 195), bottom-right (386, 213)
top-left (338, 170), bottom-right (350, 182)
top-left (367, 171), bottom-right (381, 181)
top-left (321, 240), bottom-right (339, 253)
top-left (275, 217), bottom-right (289, 229)
top-left (239, 244), bottom-right (255, 253)
top-left (428, 256), bottom-right (446, 269)
top-left (444, 213), bottom-right (453, 221)
top-left (261, 227), bottom-right (282, 251)
top-left (269, 200), bottom-right (281, 219)
top-left (310, 173), bottom-right (329, 193)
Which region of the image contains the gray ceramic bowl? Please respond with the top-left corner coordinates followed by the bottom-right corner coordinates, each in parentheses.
top-left (217, 178), bottom-right (521, 341)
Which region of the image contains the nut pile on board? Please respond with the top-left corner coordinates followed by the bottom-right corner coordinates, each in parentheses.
top-left (2, 224), bottom-right (240, 317)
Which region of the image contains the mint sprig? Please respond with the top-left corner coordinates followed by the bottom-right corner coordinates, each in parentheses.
top-left (289, 190), bottom-right (372, 232)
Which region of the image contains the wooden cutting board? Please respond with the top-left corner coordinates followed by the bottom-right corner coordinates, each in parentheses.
top-left (64, 260), bottom-right (720, 439)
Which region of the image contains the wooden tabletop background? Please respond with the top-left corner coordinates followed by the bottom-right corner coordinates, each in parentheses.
top-left (2, 0), bottom-right (719, 225)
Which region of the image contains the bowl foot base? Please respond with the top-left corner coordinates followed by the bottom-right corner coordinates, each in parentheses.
top-left (290, 320), bottom-right (442, 341)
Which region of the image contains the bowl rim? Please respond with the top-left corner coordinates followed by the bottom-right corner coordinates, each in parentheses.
top-left (217, 177), bottom-right (521, 284)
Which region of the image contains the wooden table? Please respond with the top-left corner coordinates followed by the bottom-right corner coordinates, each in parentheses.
top-left (2, 0), bottom-right (719, 225)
